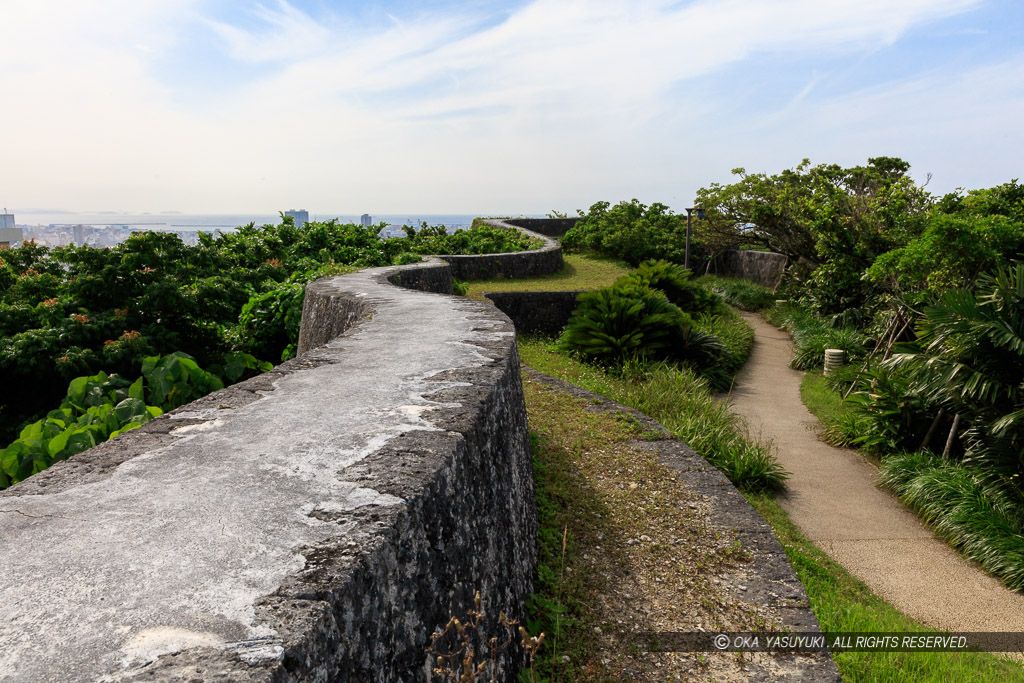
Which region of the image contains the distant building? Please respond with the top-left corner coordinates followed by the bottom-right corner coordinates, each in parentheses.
top-left (284, 209), bottom-right (309, 228)
top-left (0, 211), bottom-right (20, 247)
top-left (360, 213), bottom-right (373, 227)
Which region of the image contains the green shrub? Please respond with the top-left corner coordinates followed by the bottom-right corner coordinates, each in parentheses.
top-left (616, 259), bottom-right (721, 314)
top-left (233, 282), bottom-right (306, 362)
top-left (558, 285), bottom-right (691, 366)
top-left (696, 275), bottom-right (776, 311)
top-left (844, 365), bottom-right (931, 454)
top-left (563, 199), bottom-right (689, 266)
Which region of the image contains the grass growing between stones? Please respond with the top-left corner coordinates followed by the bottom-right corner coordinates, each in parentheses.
top-left (464, 254), bottom-right (630, 300)
top-left (746, 492), bottom-right (1024, 681)
top-left (522, 374), bottom-right (787, 681)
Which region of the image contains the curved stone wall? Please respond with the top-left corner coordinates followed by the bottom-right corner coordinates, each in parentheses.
top-left (434, 220), bottom-right (563, 280)
top-left (501, 217), bottom-right (579, 238)
top-left (0, 260), bottom-right (537, 681)
top-left (484, 290), bottom-right (583, 337)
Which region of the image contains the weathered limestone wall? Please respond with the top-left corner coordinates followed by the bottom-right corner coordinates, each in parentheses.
top-left (712, 249), bottom-right (789, 290)
top-left (500, 218), bottom-right (578, 238)
top-left (0, 260), bottom-right (537, 681)
top-left (484, 290), bottom-right (583, 337)
top-left (436, 220), bottom-right (563, 280)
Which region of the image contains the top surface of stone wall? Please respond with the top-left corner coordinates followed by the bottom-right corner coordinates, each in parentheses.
top-left (0, 262), bottom-right (534, 681)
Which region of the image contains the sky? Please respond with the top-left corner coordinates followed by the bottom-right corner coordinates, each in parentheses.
top-left (1, 0), bottom-right (1022, 216)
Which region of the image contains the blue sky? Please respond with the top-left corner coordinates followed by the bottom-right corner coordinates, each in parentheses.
top-left (1, 0), bottom-right (1022, 215)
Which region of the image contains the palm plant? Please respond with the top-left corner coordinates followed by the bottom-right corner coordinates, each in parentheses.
top-left (883, 262), bottom-right (1024, 485)
top-left (558, 285), bottom-right (690, 365)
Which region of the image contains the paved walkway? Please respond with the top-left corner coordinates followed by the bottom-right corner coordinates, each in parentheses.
top-left (728, 312), bottom-right (1024, 632)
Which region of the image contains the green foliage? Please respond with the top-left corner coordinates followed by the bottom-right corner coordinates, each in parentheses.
top-left (558, 285), bottom-right (691, 365)
top-left (880, 452), bottom-right (1024, 590)
top-left (519, 339), bottom-right (788, 493)
top-left (691, 310), bottom-right (755, 390)
top-left (558, 261), bottom-right (731, 379)
top-left (233, 281), bottom-right (306, 362)
top-left (396, 223), bottom-right (541, 255)
top-left (626, 364), bottom-right (787, 492)
top-left (0, 352), bottom-right (240, 489)
top-left (767, 303), bottom-right (867, 370)
top-left (563, 199), bottom-right (688, 266)
top-left (881, 263), bottom-right (1024, 482)
top-left (616, 259), bottom-right (722, 315)
top-left (866, 213), bottom-right (1024, 299)
top-left (695, 275), bottom-right (776, 311)
top-left (844, 364), bottom-right (931, 454)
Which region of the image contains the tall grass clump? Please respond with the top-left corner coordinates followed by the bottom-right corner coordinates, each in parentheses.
top-left (696, 275), bottom-right (776, 311)
top-left (765, 303), bottom-right (866, 371)
top-left (522, 335), bottom-right (788, 494)
top-left (880, 451), bottom-right (1024, 590)
top-left (626, 364), bottom-right (787, 492)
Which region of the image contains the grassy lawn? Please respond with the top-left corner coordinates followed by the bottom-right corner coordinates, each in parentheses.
top-left (464, 253), bottom-right (630, 300)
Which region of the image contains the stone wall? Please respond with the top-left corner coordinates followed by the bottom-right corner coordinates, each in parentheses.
top-left (0, 260), bottom-right (537, 682)
top-left (484, 290), bottom-right (583, 337)
top-left (436, 220), bottom-right (563, 280)
top-left (500, 217), bottom-right (579, 238)
top-left (711, 249), bottom-right (789, 290)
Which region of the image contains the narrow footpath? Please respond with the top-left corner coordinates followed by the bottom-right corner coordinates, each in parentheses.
top-left (728, 312), bottom-right (1024, 632)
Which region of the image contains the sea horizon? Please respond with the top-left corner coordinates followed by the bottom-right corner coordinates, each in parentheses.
top-left (10, 210), bottom-right (543, 230)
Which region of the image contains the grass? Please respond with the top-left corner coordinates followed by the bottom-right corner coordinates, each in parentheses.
top-left (464, 253), bottom-right (630, 300)
top-left (519, 337), bottom-right (787, 493)
top-left (747, 491), bottom-right (1024, 681)
top-left (522, 373), bottom-right (789, 680)
top-left (695, 275), bottom-right (776, 311)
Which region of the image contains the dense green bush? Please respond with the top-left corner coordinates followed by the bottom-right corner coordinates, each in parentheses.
top-left (563, 200), bottom-right (690, 266)
top-left (616, 259), bottom-right (722, 315)
top-left (558, 285), bottom-right (691, 365)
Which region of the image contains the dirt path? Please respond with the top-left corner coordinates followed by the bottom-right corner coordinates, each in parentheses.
top-left (728, 311), bottom-right (1024, 632)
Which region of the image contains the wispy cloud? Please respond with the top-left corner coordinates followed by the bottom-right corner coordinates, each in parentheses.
top-left (0, 0), bottom-right (1008, 213)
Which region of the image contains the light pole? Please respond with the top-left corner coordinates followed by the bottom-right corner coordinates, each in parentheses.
top-left (684, 207), bottom-right (705, 270)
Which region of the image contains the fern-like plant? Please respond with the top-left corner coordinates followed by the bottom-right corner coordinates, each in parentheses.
top-left (558, 285), bottom-right (690, 366)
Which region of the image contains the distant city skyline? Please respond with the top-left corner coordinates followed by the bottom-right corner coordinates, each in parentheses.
top-left (2, 1), bottom-right (1023, 215)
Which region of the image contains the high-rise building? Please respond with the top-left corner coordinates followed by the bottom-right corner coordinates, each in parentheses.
top-left (360, 214), bottom-right (373, 227)
top-left (0, 211), bottom-right (20, 247)
top-left (284, 209), bottom-right (309, 228)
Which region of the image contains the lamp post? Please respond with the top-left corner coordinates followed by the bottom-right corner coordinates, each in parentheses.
top-left (684, 207), bottom-right (705, 270)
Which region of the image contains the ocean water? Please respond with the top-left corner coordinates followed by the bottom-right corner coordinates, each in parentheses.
top-left (13, 211), bottom-right (507, 230)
